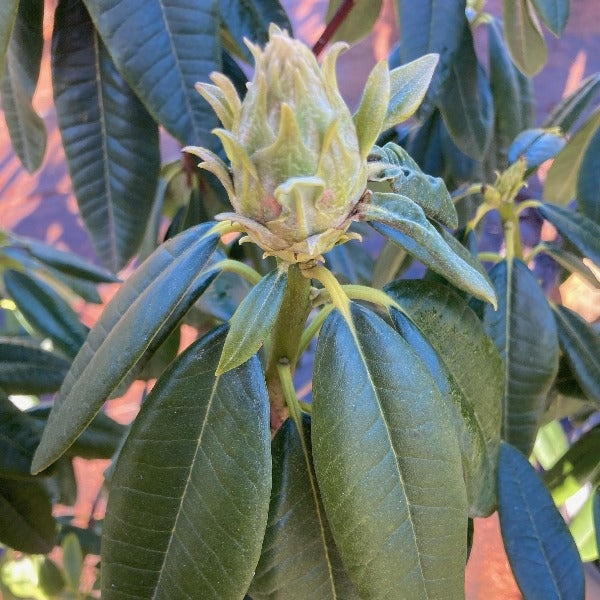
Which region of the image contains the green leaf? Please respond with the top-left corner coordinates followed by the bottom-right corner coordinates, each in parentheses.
top-left (0, 336), bottom-right (70, 395)
top-left (577, 125), bottom-right (600, 224)
top-left (538, 202), bottom-right (600, 265)
top-left (544, 73), bottom-right (600, 132)
top-left (488, 19), bottom-right (535, 167)
top-left (508, 128), bottom-right (566, 167)
top-left (53, 0), bottom-right (160, 272)
top-left (503, 0), bottom-right (548, 76)
top-left (44, 457), bottom-right (78, 506)
top-left (102, 326), bottom-right (271, 599)
top-left (312, 304), bottom-right (467, 598)
top-left (325, 240), bottom-right (374, 285)
top-left (368, 142), bottom-right (458, 228)
top-left (396, 0), bottom-right (466, 115)
top-left (38, 558), bottom-right (66, 597)
top-left (552, 304), bottom-right (600, 404)
top-left (31, 224), bottom-right (220, 474)
top-left (384, 53), bottom-right (438, 129)
top-left (595, 488), bottom-right (600, 557)
top-left (483, 259), bottom-right (559, 456)
top-left (4, 269), bottom-right (89, 359)
top-left (544, 108), bottom-right (600, 205)
top-left (0, 477), bottom-right (55, 554)
top-left (220, 0), bottom-right (292, 62)
top-left (439, 22), bottom-right (493, 159)
top-left (532, 421), bottom-right (569, 470)
top-left (385, 280), bottom-right (503, 517)
top-left (530, 0), bottom-right (569, 36)
top-left (545, 427), bottom-right (600, 505)
top-left (569, 488), bottom-right (599, 562)
top-left (0, 0), bottom-right (18, 81)
top-left (1, 0), bottom-right (46, 173)
top-left (62, 533), bottom-right (83, 592)
top-left (250, 417), bottom-right (359, 600)
top-left (82, 0), bottom-right (220, 146)
top-left (325, 0), bottom-right (382, 45)
top-left (217, 267), bottom-right (287, 374)
top-left (498, 442), bottom-right (584, 599)
top-left (363, 192), bottom-right (497, 304)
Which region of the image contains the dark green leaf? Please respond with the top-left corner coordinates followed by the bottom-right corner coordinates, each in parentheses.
top-left (544, 73), bottom-right (600, 132)
top-left (386, 280), bottom-right (503, 516)
top-left (63, 533), bottom-right (83, 592)
top-left (363, 192), bottom-right (497, 304)
top-left (406, 110), bottom-right (444, 177)
top-left (503, 0), bottom-right (548, 76)
top-left (552, 304), bottom-right (600, 403)
top-left (57, 522), bottom-right (101, 556)
top-left (38, 558), bottom-right (66, 597)
top-left (368, 142), bottom-right (458, 228)
top-left (439, 22), bottom-right (493, 159)
top-left (251, 417), bottom-right (358, 600)
top-left (498, 442), bottom-right (584, 600)
top-left (102, 326), bottom-right (271, 599)
top-left (192, 269), bottom-right (252, 324)
top-left (221, 0), bottom-right (292, 62)
top-left (577, 125), bottom-right (600, 224)
top-left (325, 0), bottom-right (381, 46)
top-left (217, 267), bottom-right (287, 374)
top-left (43, 457), bottom-right (78, 506)
top-left (488, 19), bottom-right (535, 167)
top-left (0, 477), bottom-right (55, 554)
top-left (53, 0), bottom-right (160, 272)
top-left (508, 128), bottom-right (566, 167)
top-left (544, 108), bottom-right (600, 205)
top-left (540, 242), bottom-right (600, 288)
top-left (4, 269), bottom-right (89, 358)
top-left (312, 304), bottom-right (467, 598)
top-left (1, 0), bottom-right (46, 173)
top-left (325, 241), bottom-right (374, 285)
top-left (31, 224), bottom-right (219, 474)
top-left (82, 0), bottom-right (221, 146)
top-left (483, 259), bottom-right (559, 455)
top-left (530, 0), bottom-right (569, 35)
top-left (0, 0), bottom-right (18, 81)
top-left (538, 202), bottom-right (600, 265)
top-left (0, 336), bottom-right (70, 395)
top-left (397, 0), bottom-right (466, 115)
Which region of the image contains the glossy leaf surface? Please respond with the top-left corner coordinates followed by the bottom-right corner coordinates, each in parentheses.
top-left (31, 224), bottom-right (219, 473)
top-left (53, 0), bottom-right (160, 272)
top-left (102, 326), bottom-right (271, 600)
top-left (530, 0), bottom-right (569, 35)
top-left (498, 442), bottom-right (584, 600)
top-left (386, 280), bottom-right (503, 516)
top-left (577, 126), bottom-right (600, 224)
top-left (540, 242), bottom-right (599, 288)
top-left (312, 304), bottom-right (467, 599)
top-left (483, 259), bottom-right (559, 456)
top-left (508, 128), bottom-right (566, 168)
top-left (1, 0), bottom-right (46, 173)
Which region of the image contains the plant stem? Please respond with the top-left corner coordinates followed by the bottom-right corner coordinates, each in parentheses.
top-left (314, 283), bottom-right (400, 311)
top-left (524, 244), bottom-right (545, 263)
top-left (265, 264), bottom-right (312, 432)
top-left (207, 259), bottom-right (262, 285)
top-left (301, 264), bottom-right (352, 323)
top-left (515, 199), bottom-right (542, 216)
top-left (298, 304), bottom-right (335, 357)
top-left (312, 0), bottom-right (355, 57)
top-left (477, 252), bottom-right (503, 263)
top-left (499, 202), bottom-right (524, 261)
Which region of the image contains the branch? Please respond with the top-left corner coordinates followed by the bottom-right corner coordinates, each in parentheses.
top-left (312, 0), bottom-right (355, 57)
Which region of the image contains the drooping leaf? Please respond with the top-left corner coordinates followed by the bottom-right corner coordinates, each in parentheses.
top-left (363, 192), bottom-right (497, 304)
top-left (498, 442), bottom-right (584, 600)
top-left (540, 242), bottom-right (600, 288)
top-left (1, 0), bottom-right (46, 173)
top-left (577, 125), bottom-right (600, 224)
top-left (31, 224), bottom-right (220, 474)
top-left (4, 269), bottom-right (89, 359)
top-left (368, 142), bottom-right (458, 228)
top-left (396, 0), bottom-right (467, 116)
top-left (101, 326), bottom-right (271, 600)
top-left (0, 337), bottom-right (70, 395)
top-left (217, 267), bottom-right (287, 374)
top-left (52, 0), bottom-right (159, 273)
top-left (544, 108), bottom-right (600, 205)
top-left (384, 53), bottom-right (439, 129)
top-left (488, 19), bottom-right (535, 167)
top-left (439, 22), bottom-right (493, 159)
top-left (483, 259), bottom-right (559, 456)
top-left (530, 0), bottom-right (569, 35)
top-left (508, 128), bottom-right (566, 167)
top-left (538, 202), bottom-right (600, 265)
top-left (312, 304), bottom-right (467, 599)
top-left (552, 304), bottom-right (600, 404)
top-left (544, 73), bottom-right (600, 132)
top-left (0, 477), bottom-right (55, 554)
top-left (503, 0), bottom-right (548, 76)
top-left (325, 0), bottom-right (382, 46)
top-left (386, 280), bottom-right (503, 516)
top-left (0, 0), bottom-right (18, 81)
top-left (250, 416), bottom-right (359, 600)
top-left (82, 0), bottom-right (221, 146)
